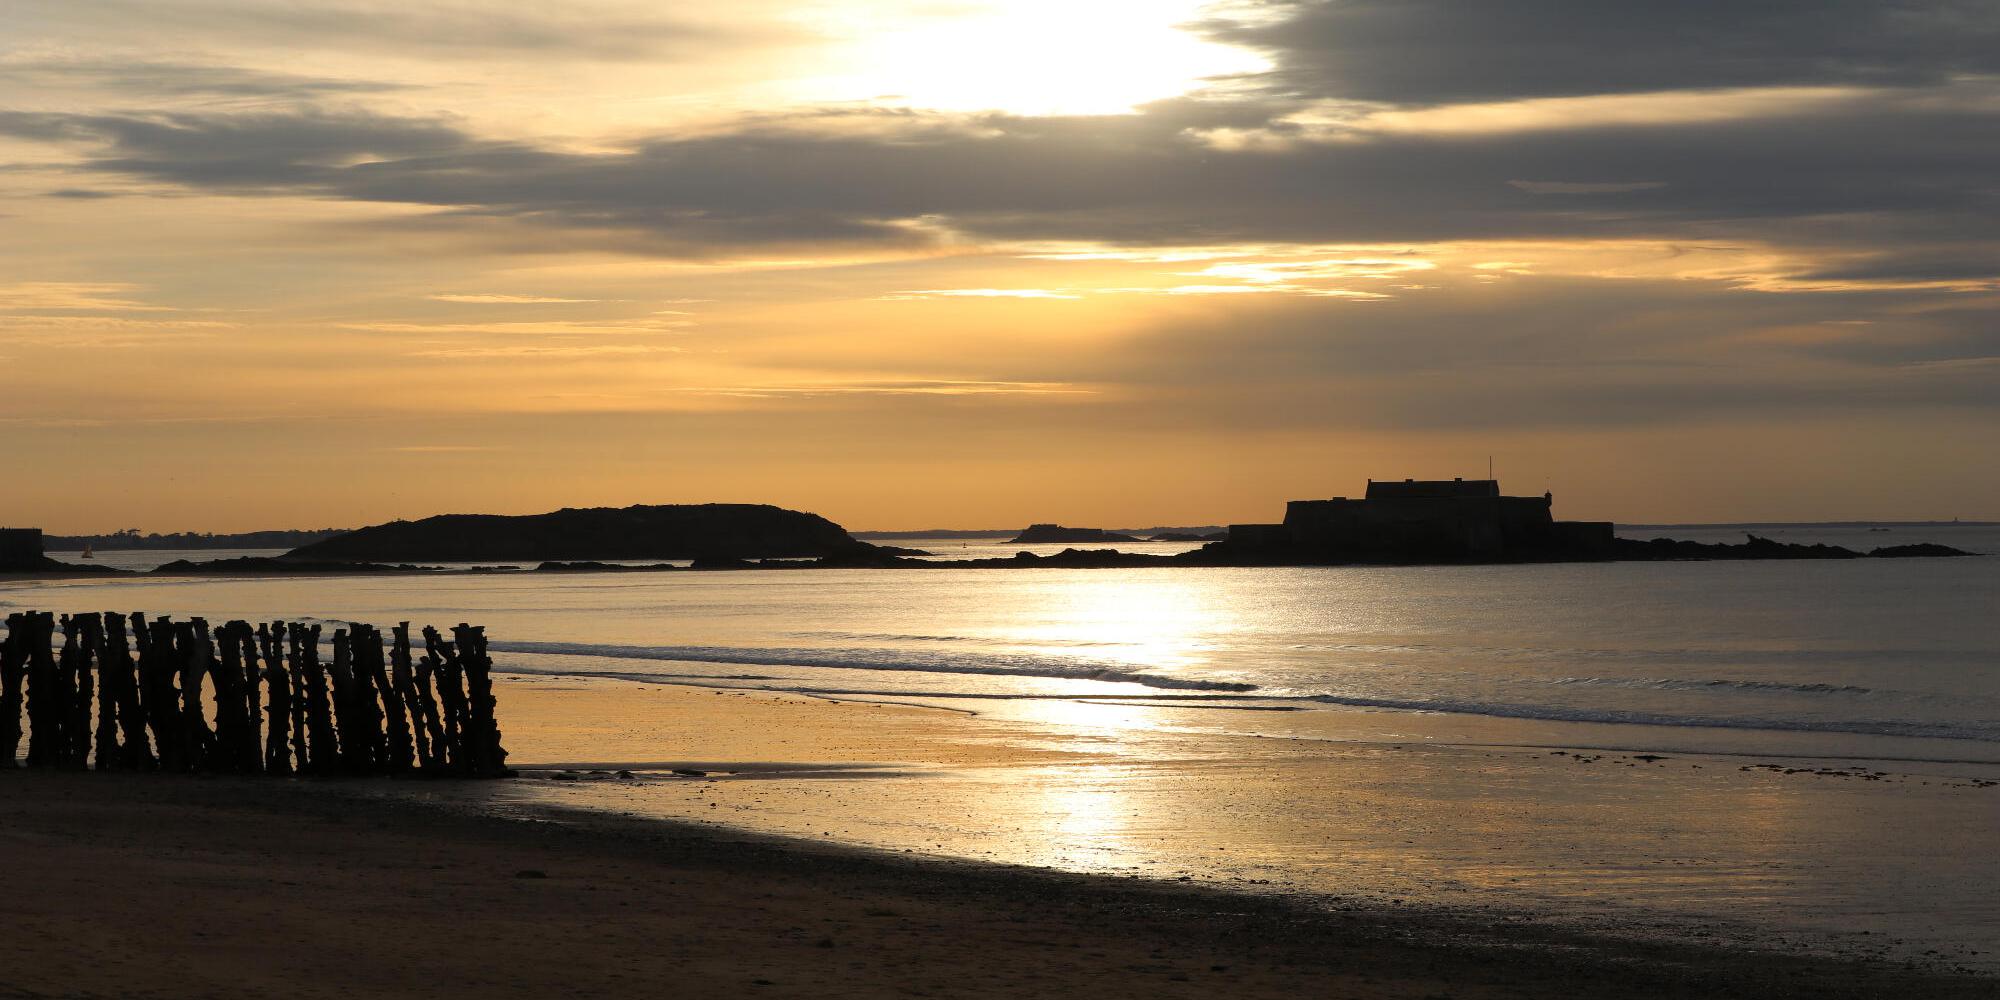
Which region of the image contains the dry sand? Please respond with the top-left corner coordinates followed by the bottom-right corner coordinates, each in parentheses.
top-left (0, 769), bottom-right (1992, 1000)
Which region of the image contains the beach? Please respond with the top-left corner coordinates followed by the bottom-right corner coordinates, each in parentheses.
top-left (2, 764), bottom-right (1992, 1000)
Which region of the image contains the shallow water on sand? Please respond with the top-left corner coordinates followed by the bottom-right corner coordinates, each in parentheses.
top-left (7, 537), bottom-right (1998, 970)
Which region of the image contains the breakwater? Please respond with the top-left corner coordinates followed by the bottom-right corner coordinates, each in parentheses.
top-left (0, 612), bottom-right (509, 777)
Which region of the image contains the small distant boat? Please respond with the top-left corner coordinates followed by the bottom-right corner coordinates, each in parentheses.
top-left (81, 544), bottom-right (94, 559)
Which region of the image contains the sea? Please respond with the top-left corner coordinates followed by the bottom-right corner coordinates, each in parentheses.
top-left (13, 522), bottom-right (2000, 970)
top-left (33, 523), bottom-right (2000, 758)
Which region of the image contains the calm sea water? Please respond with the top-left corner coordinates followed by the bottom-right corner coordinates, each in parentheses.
top-left (12, 531), bottom-right (2000, 966)
top-left (19, 524), bottom-right (2000, 761)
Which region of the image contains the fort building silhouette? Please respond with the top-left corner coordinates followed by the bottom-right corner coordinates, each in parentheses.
top-left (1226, 479), bottom-right (1615, 562)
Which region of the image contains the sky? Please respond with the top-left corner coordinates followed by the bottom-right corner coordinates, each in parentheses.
top-left (2, 0), bottom-right (1997, 532)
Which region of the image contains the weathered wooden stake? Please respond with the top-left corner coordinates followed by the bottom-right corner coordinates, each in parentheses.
top-left (0, 614), bottom-right (27, 766)
top-left (284, 623), bottom-right (310, 773)
top-left (376, 624), bottom-right (416, 773)
top-left (423, 627), bottom-right (469, 774)
top-left (453, 623), bottom-right (509, 777)
top-left (296, 624), bottom-right (337, 777)
top-left (86, 613), bottom-right (120, 770)
top-left (65, 613), bottom-right (98, 768)
top-left (25, 612), bottom-right (59, 768)
top-left (213, 621), bottom-right (247, 773)
top-left (104, 613), bottom-right (151, 769)
top-left (140, 616), bottom-right (186, 772)
top-left (405, 623), bottom-right (446, 771)
top-left (178, 620), bottom-right (218, 771)
top-left (259, 622), bottom-right (292, 775)
top-left (351, 624), bottom-right (392, 773)
top-left (235, 623), bottom-right (264, 774)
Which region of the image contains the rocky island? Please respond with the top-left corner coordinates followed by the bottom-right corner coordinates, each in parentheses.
top-left (1009, 524), bottom-right (1141, 544)
top-left (284, 503), bottom-right (918, 564)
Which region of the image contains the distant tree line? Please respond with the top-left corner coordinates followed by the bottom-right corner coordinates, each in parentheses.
top-left (43, 528), bottom-right (350, 551)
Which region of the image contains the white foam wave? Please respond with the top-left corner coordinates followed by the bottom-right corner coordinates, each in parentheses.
top-left (1555, 676), bottom-right (1877, 696)
top-left (1300, 693), bottom-right (1999, 743)
top-left (488, 640), bottom-right (1259, 692)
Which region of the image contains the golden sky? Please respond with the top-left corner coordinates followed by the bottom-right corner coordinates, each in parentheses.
top-left (3, 1), bottom-right (1997, 532)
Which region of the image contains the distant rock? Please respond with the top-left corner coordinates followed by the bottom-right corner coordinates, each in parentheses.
top-left (285, 503), bottom-right (890, 563)
top-left (536, 561), bottom-right (681, 573)
top-left (152, 556), bottom-right (441, 574)
top-left (1868, 543), bottom-right (1977, 558)
top-left (1148, 532), bottom-right (1227, 542)
top-left (1614, 534), bottom-right (1976, 561)
top-left (1008, 524), bottom-right (1140, 544)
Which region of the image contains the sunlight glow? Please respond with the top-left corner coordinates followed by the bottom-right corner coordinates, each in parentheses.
top-left (792, 0), bottom-right (1268, 116)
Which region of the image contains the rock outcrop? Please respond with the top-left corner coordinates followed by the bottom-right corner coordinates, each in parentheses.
top-left (285, 503), bottom-right (889, 564)
top-left (1614, 535), bottom-right (1977, 561)
top-left (1008, 524), bottom-right (1140, 544)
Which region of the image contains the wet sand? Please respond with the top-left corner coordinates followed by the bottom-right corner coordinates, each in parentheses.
top-left (2, 769), bottom-right (1993, 1000)
top-left (481, 675), bottom-right (2000, 970)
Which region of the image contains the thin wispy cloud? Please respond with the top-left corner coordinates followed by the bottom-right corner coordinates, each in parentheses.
top-left (879, 289), bottom-right (1083, 300)
top-left (426, 293), bottom-right (604, 304)
top-left (406, 344), bottom-right (686, 358)
top-left (0, 282), bottom-right (172, 312)
top-left (343, 319), bottom-right (693, 335)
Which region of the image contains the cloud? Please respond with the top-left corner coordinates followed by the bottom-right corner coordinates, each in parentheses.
top-left (1061, 275), bottom-right (2000, 434)
top-left (5, 79), bottom-right (1994, 263)
top-left (406, 344), bottom-right (685, 359)
top-left (426, 293), bottom-right (602, 304)
top-left (881, 288), bottom-right (1082, 300)
top-left (1508, 180), bottom-right (1667, 195)
top-left (7, 0), bottom-right (774, 62)
top-left (383, 444), bottom-right (510, 452)
top-left (341, 318), bottom-right (691, 335)
top-left (0, 55), bottom-right (404, 99)
top-left (675, 380), bottom-right (1088, 398)
top-left (1201, 0), bottom-right (2000, 105)
top-left (0, 282), bottom-right (170, 311)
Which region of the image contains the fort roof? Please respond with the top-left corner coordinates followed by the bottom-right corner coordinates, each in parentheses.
top-left (1364, 478), bottom-right (1501, 500)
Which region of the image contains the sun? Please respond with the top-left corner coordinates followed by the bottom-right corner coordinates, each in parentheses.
top-left (792, 0), bottom-right (1270, 117)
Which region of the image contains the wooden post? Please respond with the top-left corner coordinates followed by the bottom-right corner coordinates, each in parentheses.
top-left (376, 623), bottom-right (416, 773)
top-left (236, 623), bottom-right (264, 774)
top-left (453, 623), bottom-right (509, 777)
top-left (260, 623), bottom-right (292, 775)
top-left (284, 624), bottom-right (310, 773)
top-left (404, 624), bottom-right (445, 772)
top-left (85, 613), bottom-right (119, 770)
top-left (140, 616), bottom-right (186, 772)
top-left (213, 621), bottom-right (247, 773)
top-left (65, 613), bottom-right (98, 768)
top-left (351, 624), bottom-right (393, 774)
top-left (0, 614), bottom-right (26, 767)
top-left (329, 627), bottom-right (359, 774)
top-left (25, 612), bottom-right (60, 768)
top-left (178, 620), bottom-right (217, 772)
top-left (423, 627), bottom-right (468, 774)
top-left (104, 613), bottom-right (150, 769)
top-left (295, 624), bottom-right (337, 777)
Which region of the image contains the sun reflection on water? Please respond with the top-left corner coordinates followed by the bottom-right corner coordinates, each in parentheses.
top-left (1012, 575), bottom-right (1225, 672)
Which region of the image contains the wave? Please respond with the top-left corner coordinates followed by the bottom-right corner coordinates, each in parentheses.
top-left (1298, 692), bottom-right (1999, 743)
top-left (487, 640), bottom-right (1258, 693)
top-left (487, 640), bottom-right (1992, 743)
top-left (1555, 676), bottom-right (1875, 696)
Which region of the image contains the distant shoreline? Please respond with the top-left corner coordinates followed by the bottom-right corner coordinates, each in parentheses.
top-left (854, 520), bottom-right (2000, 539)
top-left (1617, 520), bottom-right (2000, 529)
top-left (40, 521), bottom-right (1993, 549)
